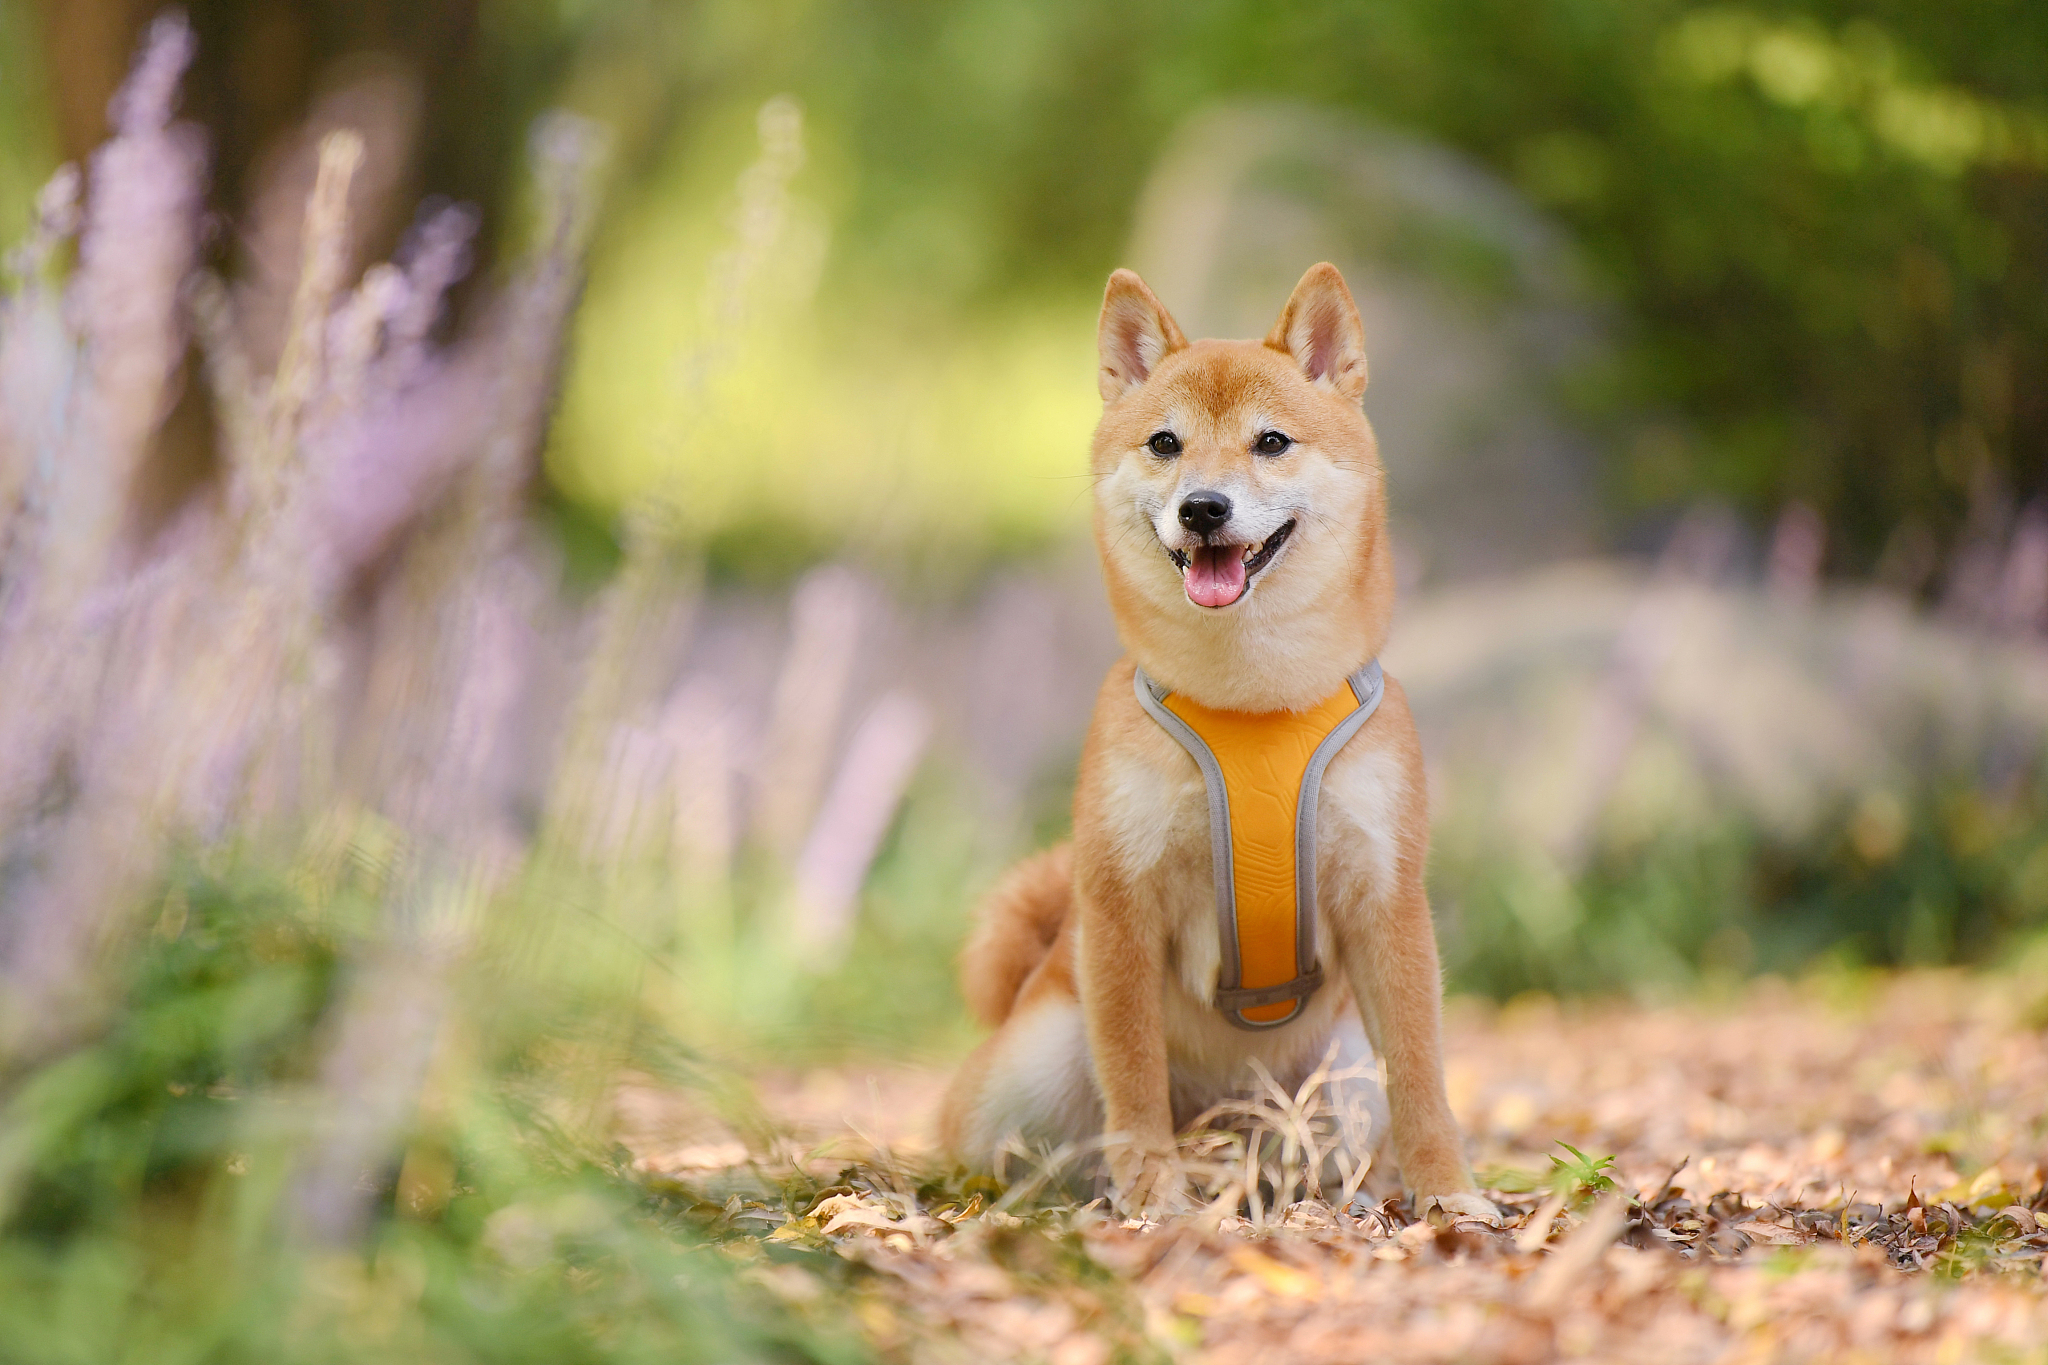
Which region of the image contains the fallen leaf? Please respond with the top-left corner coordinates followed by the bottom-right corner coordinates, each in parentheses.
top-left (1228, 1247), bottom-right (1320, 1300)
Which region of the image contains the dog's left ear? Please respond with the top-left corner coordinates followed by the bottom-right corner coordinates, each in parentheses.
top-left (1265, 263), bottom-right (1368, 403)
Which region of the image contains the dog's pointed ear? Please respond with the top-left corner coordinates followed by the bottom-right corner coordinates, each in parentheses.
top-left (1265, 262), bottom-right (1368, 403)
top-left (1097, 269), bottom-right (1187, 403)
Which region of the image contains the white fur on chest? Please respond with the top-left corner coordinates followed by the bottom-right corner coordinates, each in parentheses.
top-left (1092, 732), bottom-right (1411, 1099)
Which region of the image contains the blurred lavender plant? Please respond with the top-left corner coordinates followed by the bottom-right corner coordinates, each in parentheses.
top-left (0, 16), bottom-right (603, 1059)
top-left (537, 96), bottom-right (944, 1005)
top-left (0, 24), bottom-right (900, 1325)
top-left (0, 20), bottom-right (994, 1177)
top-left (546, 96), bottom-right (816, 862)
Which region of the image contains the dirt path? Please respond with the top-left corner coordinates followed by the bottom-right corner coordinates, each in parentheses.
top-left (624, 972), bottom-right (2048, 1363)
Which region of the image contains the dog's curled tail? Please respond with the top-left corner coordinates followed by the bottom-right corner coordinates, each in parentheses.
top-left (959, 842), bottom-right (1073, 1028)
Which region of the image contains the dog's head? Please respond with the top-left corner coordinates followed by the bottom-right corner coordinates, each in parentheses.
top-left (1090, 263), bottom-right (1392, 710)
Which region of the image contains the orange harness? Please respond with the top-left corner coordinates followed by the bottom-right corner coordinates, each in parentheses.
top-left (1133, 662), bottom-right (1384, 1030)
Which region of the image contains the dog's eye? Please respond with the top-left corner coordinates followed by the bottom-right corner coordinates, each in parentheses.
top-left (1147, 431), bottom-right (1182, 457)
top-left (1255, 430), bottom-right (1292, 455)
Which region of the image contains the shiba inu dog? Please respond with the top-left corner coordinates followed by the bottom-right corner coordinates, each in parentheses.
top-left (938, 263), bottom-right (1496, 1223)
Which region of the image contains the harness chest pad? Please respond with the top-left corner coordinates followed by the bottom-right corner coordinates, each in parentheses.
top-left (1133, 662), bottom-right (1386, 1030)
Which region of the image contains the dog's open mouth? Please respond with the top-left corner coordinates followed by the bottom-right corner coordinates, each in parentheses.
top-left (1166, 519), bottom-right (1296, 608)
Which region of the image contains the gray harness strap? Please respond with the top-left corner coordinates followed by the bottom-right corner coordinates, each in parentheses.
top-left (1132, 661), bottom-right (1385, 1031)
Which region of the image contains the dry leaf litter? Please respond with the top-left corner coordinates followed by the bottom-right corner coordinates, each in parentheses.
top-left (620, 970), bottom-right (2048, 1363)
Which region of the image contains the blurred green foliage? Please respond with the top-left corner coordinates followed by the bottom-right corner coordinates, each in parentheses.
top-left (540, 0), bottom-right (2047, 570)
top-left (0, 853), bottom-right (875, 1364)
top-left (1474, 1142), bottom-right (1621, 1207)
top-left (632, 775), bottom-right (997, 1063)
top-left (10, 0), bottom-right (2044, 566)
top-left (0, 4), bottom-right (56, 220)
top-left (1437, 771), bottom-right (2048, 1000)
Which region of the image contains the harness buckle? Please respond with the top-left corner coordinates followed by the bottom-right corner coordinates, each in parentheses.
top-left (1212, 963), bottom-right (1325, 1013)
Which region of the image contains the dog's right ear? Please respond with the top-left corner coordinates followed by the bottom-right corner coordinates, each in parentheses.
top-left (1097, 269), bottom-right (1187, 403)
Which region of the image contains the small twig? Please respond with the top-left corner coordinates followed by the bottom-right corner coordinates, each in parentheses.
top-left (1646, 1154), bottom-right (1691, 1209)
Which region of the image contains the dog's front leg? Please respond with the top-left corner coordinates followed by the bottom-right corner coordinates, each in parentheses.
top-left (1340, 875), bottom-right (1498, 1224)
top-left (1074, 874), bottom-right (1182, 1214)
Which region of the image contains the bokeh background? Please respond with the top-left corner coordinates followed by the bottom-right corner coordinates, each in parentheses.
top-left (2, 2), bottom-right (2047, 1355)
top-left (6, 0), bottom-right (2048, 1035)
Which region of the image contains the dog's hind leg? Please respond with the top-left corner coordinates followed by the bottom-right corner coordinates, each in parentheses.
top-left (939, 930), bottom-right (1104, 1189)
top-left (940, 999), bottom-right (1102, 1176)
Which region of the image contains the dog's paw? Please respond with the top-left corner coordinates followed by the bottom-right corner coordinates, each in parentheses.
top-left (1418, 1191), bottom-right (1505, 1227)
top-left (1110, 1151), bottom-right (1193, 1220)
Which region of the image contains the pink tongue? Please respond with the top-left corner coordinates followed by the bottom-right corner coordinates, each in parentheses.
top-left (1184, 545), bottom-right (1247, 607)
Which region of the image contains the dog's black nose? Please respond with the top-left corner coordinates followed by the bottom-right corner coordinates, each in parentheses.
top-left (1178, 490), bottom-right (1232, 535)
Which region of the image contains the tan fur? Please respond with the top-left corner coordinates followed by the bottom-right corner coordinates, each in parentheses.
top-left (940, 264), bottom-right (1489, 1219)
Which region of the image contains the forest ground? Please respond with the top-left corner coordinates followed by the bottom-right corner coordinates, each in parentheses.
top-left (625, 969), bottom-right (2048, 1363)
